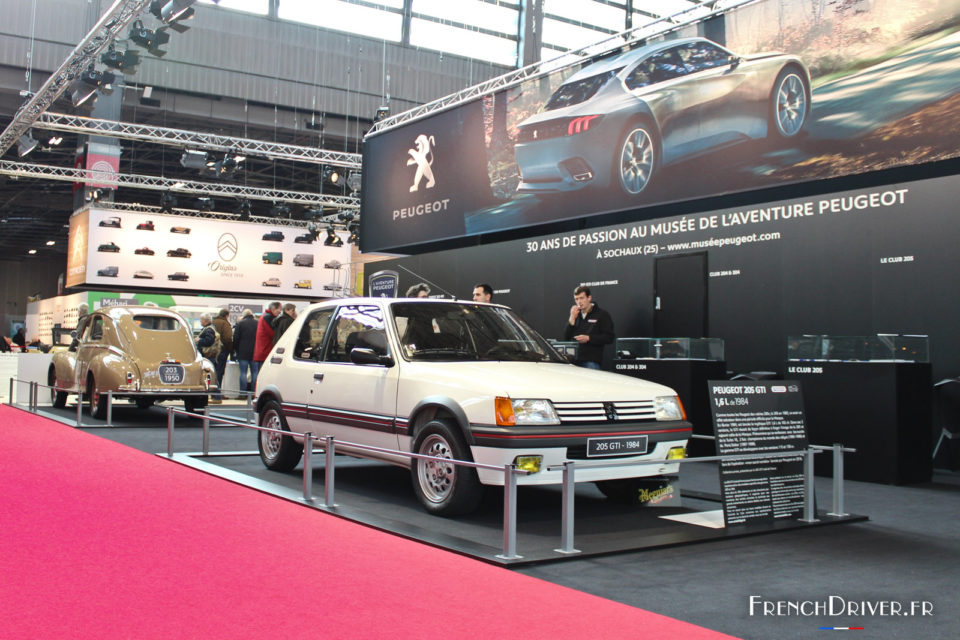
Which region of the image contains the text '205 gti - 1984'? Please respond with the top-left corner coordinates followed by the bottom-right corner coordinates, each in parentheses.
top-left (515, 37), bottom-right (810, 197)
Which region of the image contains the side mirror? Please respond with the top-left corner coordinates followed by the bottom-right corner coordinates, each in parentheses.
top-left (349, 347), bottom-right (395, 367)
top-left (729, 55), bottom-right (742, 68)
top-left (70, 330), bottom-right (78, 339)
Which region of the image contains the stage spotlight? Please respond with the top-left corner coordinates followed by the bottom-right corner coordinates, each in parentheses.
top-left (150, 0), bottom-right (196, 32)
top-left (347, 171), bottom-right (362, 194)
top-left (196, 197), bottom-right (214, 212)
top-left (68, 67), bottom-right (109, 107)
top-left (374, 105), bottom-right (390, 122)
top-left (347, 224), bottom-right (359, 245)
top-left (337, 211), bottom-right (355, 223)
top-left (129, 20), bottom-right (171, 57)
top-left (180, 149), bottom-right (208, 169)
top-left (323, 167), bottom-right (342, 186)
top-left (100, 44), bottom-right (140, 74)
top-left (160, 191), bottom-right (177, 212)
top-left (270, 202), bottom-right (291, 218)
top-left (17, 132), bottom-right (38, 157)
top-left (323, 227), bottom-right (343, 247)
top-left (236, 199), bottom-right (252, 221)
top-left (48, 135), bottom-right (63, 146)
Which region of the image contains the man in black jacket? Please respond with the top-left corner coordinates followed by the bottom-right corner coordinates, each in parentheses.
top-left (563, 285), bottom-right (615, 369)
top-left (272, 303), bottom-right (298, 345)
top-left (232, 309), bottom-right (258, 393)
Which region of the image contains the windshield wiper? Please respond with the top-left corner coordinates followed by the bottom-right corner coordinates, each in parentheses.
top-left (409, 348), bottom-right (476, 360)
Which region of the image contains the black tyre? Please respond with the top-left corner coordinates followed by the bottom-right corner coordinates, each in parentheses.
top-left (49, 367), bottom-right (67, 408)
top-left (615, 119), bottom-right (658, 196)
top-left (184, 395), bottom-right (208, 413)
top-left (257, 400), bottom-right (302, 471)
top-left (411, 419), bottom-right (482, 516)
top-left (596, 476), bottom-right (674, 506)
top-left (87, 376), bottom-right (106, 419)
top-left (769, 67), bottom-right (809, 139)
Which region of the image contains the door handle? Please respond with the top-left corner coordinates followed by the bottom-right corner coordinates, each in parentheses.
top-left (313, 372), bottom-right (324, 381)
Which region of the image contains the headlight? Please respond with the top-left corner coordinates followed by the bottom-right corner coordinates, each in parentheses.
top-left (654, 395), bottom-right (686, 421)
top-left (495, 397), bottom-right (560, 426)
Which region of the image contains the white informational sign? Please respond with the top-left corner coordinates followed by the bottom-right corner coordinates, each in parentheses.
top-left (68, 207), bottom-right (351, 297)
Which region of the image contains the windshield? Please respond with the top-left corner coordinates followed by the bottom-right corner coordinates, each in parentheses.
top-left (391, 302), bottom-right (566, 363)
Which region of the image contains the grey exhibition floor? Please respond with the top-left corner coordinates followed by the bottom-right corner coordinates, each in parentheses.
top-left (22, 400), bottom-right (960, 640)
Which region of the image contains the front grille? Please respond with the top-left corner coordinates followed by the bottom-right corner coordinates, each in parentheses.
top-left (553, 400), bottom-right (656, 423)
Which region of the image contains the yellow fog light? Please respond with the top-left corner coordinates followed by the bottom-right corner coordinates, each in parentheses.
top-left (666, 446), bottom-right (687, 460)
top-left (513, 455), bottom-right (542, 473)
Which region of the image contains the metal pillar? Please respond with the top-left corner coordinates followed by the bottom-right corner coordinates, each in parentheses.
top-left (323, 436), bottom-right (337, 507)
top-left (497, 465), bottom-right (521, 560)
top-left (302, 433), bottom-right (314, 502)
top-left (799, 448), bottom-right (819, 523)
top-left (827, 443), bottom-right (849, 517)
top-left (555, 461), bottom-right (581, 554)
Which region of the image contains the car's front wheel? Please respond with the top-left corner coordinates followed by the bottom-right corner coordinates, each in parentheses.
top-left (257, 400), bottom-right (303, 471)
top-left (49, 367), bottom-right (67, 408)
top-left (616, 120), bottom-right (658, 196)
top-left (411, 420), bottom-right (482, 516)
top-left (770, 67), bottom-right (809, 139)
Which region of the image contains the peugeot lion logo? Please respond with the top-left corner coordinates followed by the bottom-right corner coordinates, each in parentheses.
top-left (603, 402), bottom-right (618, 421)
top-left (406, 133), bottom-right (436, 192)
top-left (217, 233), bottom-right (238, 262)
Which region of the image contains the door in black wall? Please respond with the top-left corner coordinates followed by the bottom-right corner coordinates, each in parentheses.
top-left (654, 252), bottom-right (708, 337)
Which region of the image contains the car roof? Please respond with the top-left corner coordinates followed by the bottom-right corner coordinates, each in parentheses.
top-left (563, 37), bottom-right (713, 84)
top-left (306, 296), bottom-right (506, 310)
top-left (96, 305), bottom-right (185, 320)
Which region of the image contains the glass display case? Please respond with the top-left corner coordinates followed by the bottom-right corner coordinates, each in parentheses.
top-left (614, 337), bottom-right (724, 361)
top-left (547, 339), bottom-right (579, 360)
top-left (787, 334), bottom-right (929, 363)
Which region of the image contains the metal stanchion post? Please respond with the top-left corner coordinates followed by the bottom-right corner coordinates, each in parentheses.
top-left (76, 391), bottom-right (83, 427)
top-left (29, 381), bottom-right (36, 412)
top-left (323, 435), bottom-right (336, 507)
top-left (555, 461), bottom-right (580, 554)
top-left (166, 407), bottom-right (174, 457)
top-left (828, 443), bottom-right (849, 517)
top-left (302, 433), bottom-right (314, 502)
top-left (246, 393), bottom-right (253, 424)
top-left (8, 378), bottom-right (12, 405)
top-left (498, 465), bottom-right (521, 560)
top-left (106, 390), bottom-right (113, 427)
top-left (799, 447), bottom-right (819, 523)
top-left (202, 406), bottom-right (210, 456)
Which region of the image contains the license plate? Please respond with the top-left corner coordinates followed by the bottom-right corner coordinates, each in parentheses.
top-left (158, 364), bottom-right (185, 384)
top-left (587, 435), bottom-right (648, 457)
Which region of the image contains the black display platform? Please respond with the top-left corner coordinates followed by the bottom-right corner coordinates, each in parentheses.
top-left (24, 401), bottom-right (866, 566)
top-left (614, 358), bottom-right (726, 456)
top-left (787, 361), bottom-right (933, 484)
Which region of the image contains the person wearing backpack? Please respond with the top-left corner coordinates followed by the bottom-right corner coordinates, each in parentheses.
top-left (196, 313), bottom-right (222, 403)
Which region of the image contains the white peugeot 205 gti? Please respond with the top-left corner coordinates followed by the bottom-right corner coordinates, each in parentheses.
top-left (254, 298), bottom-right (691, 516)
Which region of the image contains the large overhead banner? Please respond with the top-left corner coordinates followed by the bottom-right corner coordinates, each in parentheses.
top-left (361, 0), bottom-right (960, 253)
top-left (66, 207), bottom-right (351, 297)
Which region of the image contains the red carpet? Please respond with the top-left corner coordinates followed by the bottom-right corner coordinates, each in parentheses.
top-left (0, 405), bottom-right (738, 639)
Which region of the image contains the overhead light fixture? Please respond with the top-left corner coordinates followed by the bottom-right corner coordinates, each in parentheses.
top-left (323, 227), bottom-right (343, 247)
top-left (323, 167), bottom-right (342, 187)
top-left (100, 44), bottom-right (140, 74)
top-left (196, 197), bottom-right (214, 212)
top-left (374, 105), bottom-right (390, 122)
top-left (46, 240), bottom-right (56, 246)
top-left (205, 152), bottom-right (243, 179)
top-left (28, 249), bottom-right (38, 255)
top-left (150, 0), bottom-right (197, 32)
top-left (160, 191), bottom-right (177, 212)
top-left (180, 149), bottom-right (208, 169)
top-left (347, 171), bottom-right (362, 194)
top-left (129, 19), bottom-right (171, 57)
top-left (47, 135), bottom-right (63, 146)
top-left (337, 211), bottom-right (355, 223)
top-left (68, 67), bottom-right (113, 107)
top-left (270, 202), bottom-right (291, 218)
top-left (17, 132), bottom-right (38, 157)
top-left (347, 224), bottom-right (359, 245)
top-left (86, 188), bottom-right (109, 202)
top-left (236, 199), bottom-right (252, 221)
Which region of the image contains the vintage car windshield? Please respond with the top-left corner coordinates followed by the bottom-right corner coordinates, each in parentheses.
top-left (544, 69), bottom-right (620, 111)
top-left (391, 302), bottom-right (566, 363)
top-left (115, 313), bottom-right (195, 361)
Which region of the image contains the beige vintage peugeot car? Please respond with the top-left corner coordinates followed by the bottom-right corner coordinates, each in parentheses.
top-left (48, 305), bottom-right (215, 418)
